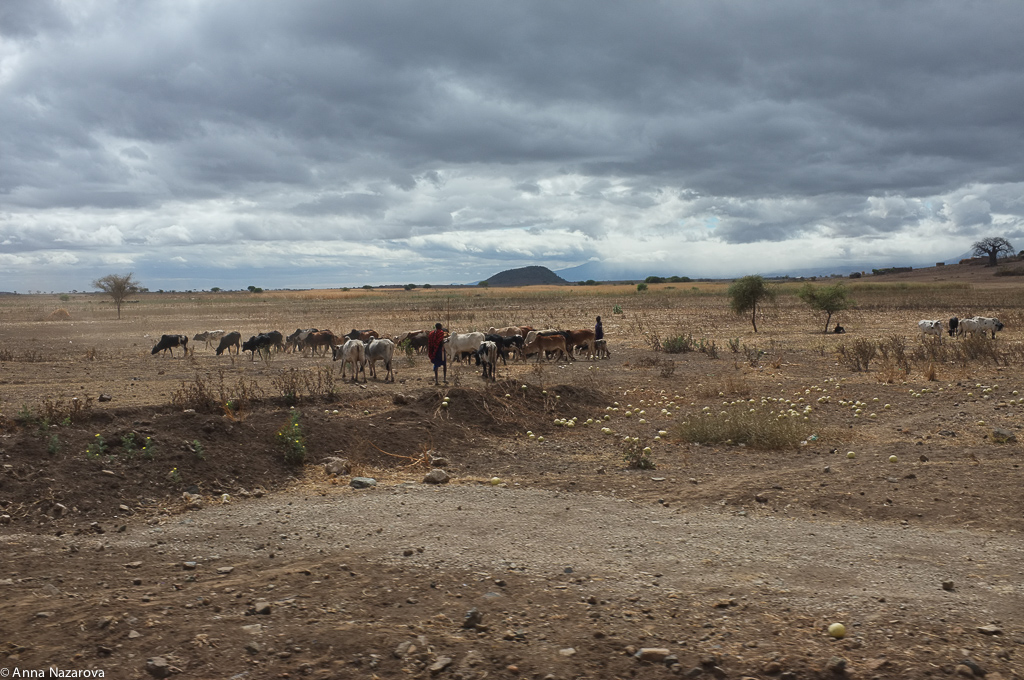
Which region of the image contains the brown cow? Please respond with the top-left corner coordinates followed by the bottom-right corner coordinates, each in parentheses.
top-left (521, 333), bottom-right (568, 363)
top-left (563, 329), bottom-right (596, 360)
top-left (304, 331), bottom-right (338, 356)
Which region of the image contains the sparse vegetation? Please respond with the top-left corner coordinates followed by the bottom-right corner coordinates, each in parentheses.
top-left (277, 410), bottom-right (306, 466)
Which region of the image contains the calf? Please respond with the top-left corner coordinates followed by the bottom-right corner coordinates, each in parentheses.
top-left (593, 338), bottom-right (611, 359)
top-left (476, 341), bottom-right (498, 380)
top-left (193, 330), bottom-right (225, 350)
top-left (484, 333), bottom-right (523, 364)
top-left (364, 338), bottom-right (396, 381)
top-left (215, 331), bottom-right (241, 356)
top-left (564, 329), bottom-right (596, 360)
top-left (948, 317), bottom-right (959, 337)
top-left (393, 330), bottom-right (429, 354)
top-left (331, 339), bottom-right (367, 382)
top-left (918, 319), bottom-right (943, 341)
top-left (152, 334), bottom-right (188, 357)
top-left (284, 328), bottom-right (319, 353)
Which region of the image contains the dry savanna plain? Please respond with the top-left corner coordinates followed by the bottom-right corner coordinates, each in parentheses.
top-left (1, 262), bottom-right (1024, 680)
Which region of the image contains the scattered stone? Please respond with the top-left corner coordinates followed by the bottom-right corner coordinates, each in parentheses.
top-left (430, 456), bottom-right (450, 468)
top-left (35, 611), bottom-right (54, 618)
top-left (125, 561), bottom-right (143, 569)
top-left (992, 428), bottom-right (1017, 443)
top-left (52, 503), bottom-right (68, 518)
top-left (762, 660), bottom-right (783, 674)
top-left (349, 477), bottom-right (377, 489)
top-left (145, 656), bottom-right (173, 679)
top-left (955, 664), bottom-right (975, 677)
top-left (0, 515), bottom-right (10, 525)
top-left (978, 624), bottom-right (1003, 635)
top-left (755, 493), bottom-right (768, 503)
top-left (98, 394), bottom-right (112, 402)
top-left (423, 469), bottom-right (450, 485)
top-left (826, 656), bottom-right (846, 673)
top-left (920, 454), bottom-right (930, 462)
top-left (127, 630), bottom-right (141, 639)
top-left (635, 648), bottom-right (671, 663)
top-left (429, 657), bottom-right (453, 674)
top-left (183, 562), bottom-right (197, 570)
top-left (252, 601), bottom-right (272, 615)
top-left (684, 668), bottom-right (704, 678)
top-left (90, 522), bottom-right (105, 534)
top-left (216, 566), bottom-right (234, 574)
top-left (559, 647), bottom-right (576, 657)
top-left (0, 578), bottom-right (14, 586)
top-left (392, 393), bottom-right (411, 405)
top-left (462, 608), bottom-right (483, 629)
top-left (959, 658), bottom-right (985, 676)
top-left (323, 457), bottom-right (351, 476)
top-left (244, 641), bottom-right (262, 655)
top-left (942, 580), bottom-right (955, 591)
top-left (393, 640), bottom-right (417, 658)
top-left (241, 624), bottom-right (262, 635)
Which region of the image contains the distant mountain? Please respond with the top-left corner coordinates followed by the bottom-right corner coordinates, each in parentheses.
top-left (484, 265), bottom-right (568, 287)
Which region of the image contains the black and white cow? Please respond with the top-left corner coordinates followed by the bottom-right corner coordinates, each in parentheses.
top-left (476, 341), bottom-right (498, 380)
top-left (152, 334), bottom-right (188, 356)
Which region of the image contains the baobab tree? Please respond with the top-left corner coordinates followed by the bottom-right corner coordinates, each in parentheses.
top-left (971, 237), bottom-right (1014, 266)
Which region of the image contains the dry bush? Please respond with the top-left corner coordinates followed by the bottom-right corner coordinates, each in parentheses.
top-left (38, 396), bottom-right (93, 426)
top-left (923, 361), bottom-right (938, 381)
top-left (48, 308), bottom-right (71, 320)
top-left (673, 406), bottom-right (814, 450)
top-left (659, 360), bottom-right (676, 379)
top-left (950, 335), bottom-right (1000, 366)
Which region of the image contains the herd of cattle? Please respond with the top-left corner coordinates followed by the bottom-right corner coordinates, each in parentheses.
top-left (918, 315), bottom-right (1005, 340)
top-left (150, 326), bottom-right (610, 382)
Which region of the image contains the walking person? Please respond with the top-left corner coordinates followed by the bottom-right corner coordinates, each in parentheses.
top-left (427, 323), bottom-right (448, 385)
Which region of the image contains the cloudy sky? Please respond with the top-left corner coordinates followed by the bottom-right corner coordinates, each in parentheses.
top-left (2, 1), bottom-right (1024, 292)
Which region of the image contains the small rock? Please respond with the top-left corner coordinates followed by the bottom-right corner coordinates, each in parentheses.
top-left (423, 469), bottom-right (450, 485)
top-left (978, 624), bottom-right (1003, 635)
top-left (245, 641), bottom-right (262, 654)
top-left (124, 561), bottom-right (143, 569)
top-left (462, 608), bottom-right (483, 629)
top-left (392, 393), bottom-right (411, 405)
top-left (323, 457), bottom-right (351, 476)
top-left (253, 601), bottom-right (272, 615)
top-left (216, 566), bottom-right (234, 574)
top-left (182, 562), bottom-right (198, 570)
top-left (942, 580), bottom-right (955, 591)
top-left (635, 648), bottom-right (671, 662)
top-left (559, 647), bottom-right (576, 657)
top-left (960, 658), bottom-right (985, 675)
top-left (349, 477), bottom-right (377, 489)
top-left (145, 656), bottom-right (173, 678)
top-left (127, 630), bottom-right (141, 639)
top-left (920, 454), bottom-right (929, 462)
top-left (429, 657), bottom-right (453, 674)
top-left (992, 427), bottom-right (1017, 443)
top-left (430, 456), bottom-right (450, 468)
top-left (763, 660), bottom-right (783, 674)
top-left (826, 656), bottom-right (846, 672)
top-left (90, 522), bottom-right (105, 534)
top-left (0, 515), bottom-right (10, 525)
top-left (98, 394), bottom-right (112, 402)
top-left (241, 624), bottom-right (262, 634)
top-left (955, 664), bottom-right (975, 677)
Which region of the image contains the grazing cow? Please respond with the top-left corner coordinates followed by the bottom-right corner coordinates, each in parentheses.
top-left (393, 330), bottom-right (429, 354)
top-left (486, 326), bottom-right (525, 338)
top-left (563, 329), bottom-right (596, 360)
top-left (304, 331), bottom-right (338, 356)
top-left (948, 317), bottom-right (959, 337)
top-left (484, 333), bottom-right (524, 364)
top-left (973, 316), bottom-right (1005, 339)
top-left (444, 332), bottom-right (486, 364)
top-left (284, 328), bottom-right (319, 353)
top-left (331, 339), bottom-right (367, 382)
top-left (345, 329), bottom-right (380, 342)
top-left (918, 320), bottom-right (943, 341)
top-left (152, 334), bottom-right (189, 357)
top-left (193, 330), bottom-right (225, 350)
top-left (364, 338), bottom-right (396, 381)
top-left (476, 341), bottom-right (498, 380)
top-left (215, 331), bottom-right (242, 356)
top-left (522, 332), bottom-right (569, 362)
top-left (241, 331), bottom-right (284, 361)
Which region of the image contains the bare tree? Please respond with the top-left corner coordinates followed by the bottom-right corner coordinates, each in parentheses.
top-left (971, 237), bottom-right (1014, 266)
top-left (92, 272), bottom-right (140, 319)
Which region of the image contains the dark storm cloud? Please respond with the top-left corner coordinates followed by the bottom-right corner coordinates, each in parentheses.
top-left (2, 1), bottom-right (1024, 290)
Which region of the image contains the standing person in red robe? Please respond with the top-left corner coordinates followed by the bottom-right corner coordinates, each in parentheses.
top-left (427, 323), bottom-right (448, 385)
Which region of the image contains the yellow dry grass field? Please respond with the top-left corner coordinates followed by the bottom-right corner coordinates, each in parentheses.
top-left (1, 262), bottom-right (1023, 679)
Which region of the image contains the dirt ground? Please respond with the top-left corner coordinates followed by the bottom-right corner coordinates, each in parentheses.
top-left (1, 269), bottom-right (1023, 679)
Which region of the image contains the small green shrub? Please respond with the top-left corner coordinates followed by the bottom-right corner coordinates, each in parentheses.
top-left (191, 439), bottom-right (206, 460)
top-left (662, 334), bottom-right (696, 354)
top-left (86, 433), bottom-right (107, 459)
top-left (636, 283), bottom-right (649, 292)
top-left (612, 305), bottom-right (623, 315)
top-left (277, 410), bottom-right (306, 466)
top-left (47, 434), bottom-right (61, 455)
top-left (621, 436), bottom-right (656, 469)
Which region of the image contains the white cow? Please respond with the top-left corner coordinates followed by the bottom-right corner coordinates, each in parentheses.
top-left (364, 338), bottom-right (396, 381)
top-left (962, 317), bottom-right (1003, 340)
top-left (331, 339), bottom-right (366, 382)
top-left (918, 320), bottom-right (943, 341)
top-left (444, 332), bottom-right (486, 364)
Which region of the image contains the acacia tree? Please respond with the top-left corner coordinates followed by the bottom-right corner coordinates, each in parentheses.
top-left (798, 282), bottom-right (853, 333)
top-left (92, 272), bottom-right (140, 319)
top-left (727, 275), bottom-right (776, 332)
top-left (971, 237), bottom-right (1014, 266)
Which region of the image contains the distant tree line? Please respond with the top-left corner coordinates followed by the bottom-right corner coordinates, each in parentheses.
top-left (644, 275), bottom-right (692, 283)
